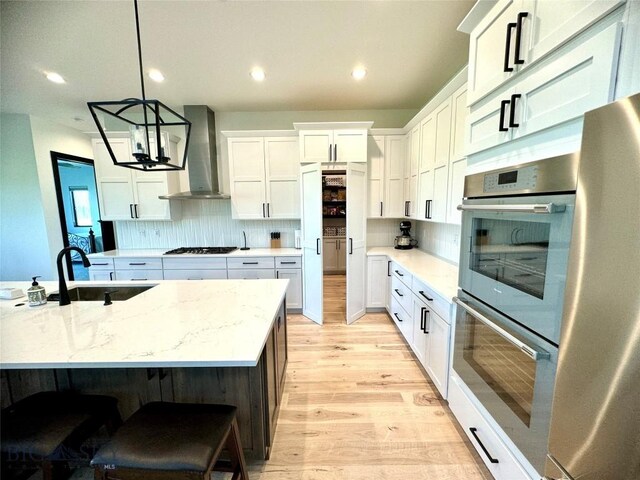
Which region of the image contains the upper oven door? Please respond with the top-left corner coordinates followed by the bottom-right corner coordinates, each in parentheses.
top-left (458, 194), bottom-right (575, 345)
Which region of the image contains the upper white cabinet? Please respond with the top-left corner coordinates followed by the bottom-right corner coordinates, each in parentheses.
top-left (366, 135), bottom-right (405, 219)
top-left (228, 135), bottom-right (300, 219)
top-left (299, 129), bottom-right (368, 164)
top-left (447, 85), bottom-right (469, 225)
top-left (467, 21), bottom-right (622, 155)
top-left (467, 0), bottom-right (626, 106)
top-left (92, 136), bottom-right (180, 221)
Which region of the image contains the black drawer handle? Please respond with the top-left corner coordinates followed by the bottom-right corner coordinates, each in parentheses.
top-left (242, 262), bottom-right (259, 265)
top-left (481, 258), bottom-right (497, 262)
top-left (514, 12), bottom-right (528, 65)
top-left (280, 261), bottom-right (297, 265)
top-left (131, 278), bottom-right (147, 281)
top-left (469, 427), bottom-right (499, 464)
top-left (514, 273), bottom-right (532, 277)
top-left (394, 289), bottom-right (403, 297)
top-left (516, 257), bottom-right (537, 261)
top-left (393, 312), bottom-right (402, 322)
top-left (129, 262), bottom-right (146, 266)
top-left (499, 99), bottom-right (510, 132)
top-left (509, 93), bottom-right (521, 128)
top-left (93, 262), bottom-right (109, 266)
top-left (387, 260), bottom-right (391, 277)
top-left (418, 290), bottom-right (433, 302)
top-left (394, 270), bottom-right (404, 277)
top-left (503, 22), bottom-right (516, 72)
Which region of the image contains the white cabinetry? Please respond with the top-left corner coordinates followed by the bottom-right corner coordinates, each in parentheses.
top-left (299, 129), bottom-right (368, 164)
top-left (88, 258), bottom-right (114, 281)
top-left (92, 136), bottom-right (180, 221)
top-left (403, 128), bottom-right (419, 218)
top-left (367, 135), bottom-right (405, 218)
top-left (447, 85), bottom-right (469, 225)
top-left (467, 0), bottom-right (625, 105)
top-left (366, 256), bottom-right (389, 309)
top-left (228, 136), bottom-right (300, 219)
top-left (276, 268), bottom-right (302, 309)
top-left (162, 257), bottom-right (227, 280)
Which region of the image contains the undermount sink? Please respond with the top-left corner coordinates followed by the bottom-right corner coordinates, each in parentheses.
top-left (47, 285), bottom-right (154, 303)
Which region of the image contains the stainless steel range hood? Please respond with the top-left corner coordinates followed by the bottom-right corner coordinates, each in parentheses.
top-left (159, 105), bottom-right (230, 200)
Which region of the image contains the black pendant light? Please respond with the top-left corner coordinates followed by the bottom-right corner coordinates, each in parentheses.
top-left (87, 0), bottom-right (191, 171)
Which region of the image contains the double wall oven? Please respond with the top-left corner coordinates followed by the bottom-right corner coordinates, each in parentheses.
top-left (453, 154), bottom-right (578, 473)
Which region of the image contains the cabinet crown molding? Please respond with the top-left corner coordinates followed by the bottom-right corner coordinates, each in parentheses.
top-left (293, 121), bottom-right (374, 131)
top-left (221, 130), bottom-right (297, 138)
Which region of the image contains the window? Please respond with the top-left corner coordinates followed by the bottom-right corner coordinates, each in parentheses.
top-left (70, 187), bottom-right (92, 227)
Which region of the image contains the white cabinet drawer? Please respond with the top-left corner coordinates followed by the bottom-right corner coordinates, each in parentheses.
top-left (412, 276), bottom-right (450, 322)
top-left (227, 257), bottom-right (275, 269)
top-left (448, 375), bottom-right (532, 480)
top-left (114, 269), bottom-right (164, 281)
top-left (275, 256), bottom-right (302, 268)
top-left (162, 270), bottom-right (228, 280)
top-left (391, 274), bottom-right (413, 315)
top-left (390, 262), bottom-right (412, 287)
top-left (88, 258), bottom-right (114, 270)
top-left (227, 269), bottom-right (276, 280)
top-left (162, 257), bottom-right (227, 270)
top-left (114, 257), bottom-right (163, 270)
top-left (390, 296), bottom-right (413, 345)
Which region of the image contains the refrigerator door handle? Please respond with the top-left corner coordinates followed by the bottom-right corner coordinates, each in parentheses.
top-left (454, 297), bottom-right (550, 361)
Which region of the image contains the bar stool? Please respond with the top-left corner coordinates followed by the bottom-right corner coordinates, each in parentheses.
top-left (91, 401), bottom-right (249, 480)
top-left (1, 391), bottom-right (122, 480)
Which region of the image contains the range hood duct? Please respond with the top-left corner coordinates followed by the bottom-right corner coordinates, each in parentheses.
top-left (159, 105), bottom-right (230, 200)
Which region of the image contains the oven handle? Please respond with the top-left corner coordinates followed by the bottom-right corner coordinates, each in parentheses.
top-left (456, 203), bottom-right (565, 214)
top-left (453, 297), bottom-right (550, 361)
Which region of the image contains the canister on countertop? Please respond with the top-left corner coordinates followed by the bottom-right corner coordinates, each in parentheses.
top-left (27, 276), bottom-right (47, 307)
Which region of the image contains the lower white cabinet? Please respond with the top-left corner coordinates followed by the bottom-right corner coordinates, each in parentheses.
top-left (162, 270), bottom-right (227, 280)
top-left (424, 309), bottom-right (449, 397)
top-left (366, 256), bottom-right (389, 308)
top-left (88, 259), bottom-right (114, 281)
top-left (227, 269), bottom-right (276, 280)
top-left (390, 296), bottom-right (413, 344)
top-left (276, 269), bottom-right (302, 309)
top-left (411, 298), bottom-right (429, 365)
top-left (114, 269), bottom-right (164, 281)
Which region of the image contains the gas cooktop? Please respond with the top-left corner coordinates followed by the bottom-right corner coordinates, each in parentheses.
top-left (163, 247), bottom-right (238, 255)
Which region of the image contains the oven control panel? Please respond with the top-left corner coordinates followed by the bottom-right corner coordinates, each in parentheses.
top-left (483, 165), bottom-right (538, 193)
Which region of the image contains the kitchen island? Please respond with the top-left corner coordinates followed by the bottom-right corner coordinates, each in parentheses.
top-left (0, 279), bottom-right (289, 460)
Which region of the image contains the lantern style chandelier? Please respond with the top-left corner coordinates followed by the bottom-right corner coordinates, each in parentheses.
top-left (87, 0), bottom-right (191, 171)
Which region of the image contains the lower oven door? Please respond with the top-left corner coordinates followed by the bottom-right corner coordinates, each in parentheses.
top-left (458, 194), bottom-right (575, 345)
top-left (453, 293), bottom-right (558, 474)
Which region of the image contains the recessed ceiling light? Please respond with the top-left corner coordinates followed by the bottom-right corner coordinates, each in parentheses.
top-left (250, 68), bottom-right (266, 82)
top-left (45, 71), bottom-right (66, 84)
top-left (148, 69), bottom-right (165, 82)
top-left (351, 68), bottom-right (367, 81)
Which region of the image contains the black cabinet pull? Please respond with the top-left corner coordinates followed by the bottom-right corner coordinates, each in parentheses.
top-left (423, 309), bottom-right (430, 334)
top-left (93, 262), bottom-right (109, 266)
top-left (418, 290), bottom-right (433, 302)
top-left (349, 238), bottom-right (353, 255)
top-left (469, 427), bottom-right (499, 464)
top-left (395, 270), bottom-right (404, 277)
top-left (134, 204), bottom-right (139, 218)
top-left (427, 199), bottom-right (433, 219)
top-left (267, 203), bottom-right (270, 217)
top-left (316, 238), bottom-right (321, 255)
top-left (393, 312), bottom-right (402, 322)
top-left (131, 278), bottom-right (147, 281)
top-left (509, 93), bottom-right (521, 128)
top-left (420, 307), bottom-right (426, 331)
top-left (394, 288), bottom-right (403, 297)
top-left (514, 12), bottom-right (528, 65)
top-left (380, 201), bottom-right (383, 217)
top-left (514, 273), bottom-right (532, 277)
top-left (517, 257), bottom-right (537, 261)
top-left (328, 144), bottom-right (332, 161)
top-left (262, 203), bottom-right (266, 218)
top-left (425, 200), bottom-right (429, 219)
top-left (243, 261), bottom-right (259, 265)
top-left (499, 99), bottom-right (510, 132)
top-left (109, 271), bottom-right (113, 281)
top-left (129, 204), bottom-right (135, 219)
top-left (280, 261), bottom-right (297, 265)
top-left (334, 144), bottom-right (338, 161)
top-left (387, 260), bottom-right (391, 277)
top-left (129, 262), bottom-right (146, 266)
top-left (503, 22), bottom-right (517, 72)
top-left (276, 271), bottom-right (279, 279)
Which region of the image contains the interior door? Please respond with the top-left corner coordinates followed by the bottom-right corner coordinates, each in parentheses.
top-left (300, 163), bottom-right (323, 324)
top-left (346, 163), bottom-right (367, 324)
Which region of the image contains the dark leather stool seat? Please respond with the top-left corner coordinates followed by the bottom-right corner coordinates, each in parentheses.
top-left (1, 391), bottom-right (122, 480)
top-left (91, 402), bottom-right (248, 480)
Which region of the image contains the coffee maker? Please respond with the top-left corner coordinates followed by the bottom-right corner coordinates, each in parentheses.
top-left (394, 221), bottom-right (418, 250)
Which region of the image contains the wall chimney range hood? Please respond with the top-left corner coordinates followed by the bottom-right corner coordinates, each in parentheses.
top-left (159, 105), bottom-right (230, 200)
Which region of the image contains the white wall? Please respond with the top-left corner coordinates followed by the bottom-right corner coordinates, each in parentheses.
top-left (415, 221), bottom-right (461, 265)
top-left (0, 114), bottom-right (52, 280)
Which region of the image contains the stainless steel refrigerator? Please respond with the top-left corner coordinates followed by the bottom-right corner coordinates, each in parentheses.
top-left (545, 93), bottom-right (640, 479)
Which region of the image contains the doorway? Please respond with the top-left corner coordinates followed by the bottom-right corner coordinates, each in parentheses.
top-left (322, 170), bottom-right (347, 323)
top-left (51, 151), bottom-right (115, 280)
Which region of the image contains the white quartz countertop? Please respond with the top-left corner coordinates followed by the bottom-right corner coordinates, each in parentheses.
top-left (0, 279), bottom-right (288, 369)
top-left (367, 248), bottom-right (459, 302)
top-left (88, 248), bottom-right (302, 259)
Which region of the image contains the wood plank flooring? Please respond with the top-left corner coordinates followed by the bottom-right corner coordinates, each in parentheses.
top-left (245, 275), bottom-right (491, 479)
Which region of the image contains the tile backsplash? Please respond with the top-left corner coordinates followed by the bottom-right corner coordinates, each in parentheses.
top-left (415, 221), bottom-right (461, 265)
top-left (116, 200), bottom-right (300, 249)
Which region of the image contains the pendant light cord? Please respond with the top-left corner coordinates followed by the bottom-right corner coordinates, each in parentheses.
top-left (134, 0), bottom-right (147, 102)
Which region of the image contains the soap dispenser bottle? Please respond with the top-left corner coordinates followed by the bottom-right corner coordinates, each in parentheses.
top-left (27, 276), bottom-right (47, 307)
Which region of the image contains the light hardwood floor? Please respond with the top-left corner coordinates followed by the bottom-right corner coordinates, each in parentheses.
top-left (246, 275), bottom-right (492, 479)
